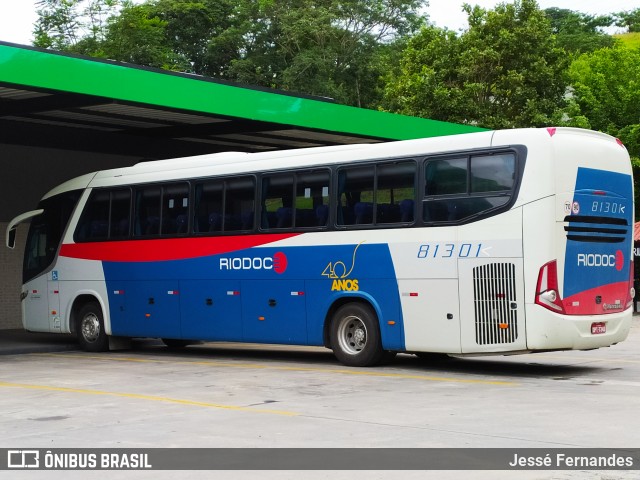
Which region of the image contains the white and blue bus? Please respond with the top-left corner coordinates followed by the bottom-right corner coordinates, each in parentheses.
top-left (6, 127), bottom-right (635, 366)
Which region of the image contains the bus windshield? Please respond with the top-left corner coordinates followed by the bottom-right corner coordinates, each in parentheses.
top-left (23, 190), bottom-right (82, 283)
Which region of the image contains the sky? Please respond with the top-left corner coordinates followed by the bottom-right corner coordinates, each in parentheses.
top-left (0, 0), bottom-right (636, 46)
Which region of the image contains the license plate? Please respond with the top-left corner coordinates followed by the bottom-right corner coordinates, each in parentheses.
top-left (591, 322), bottom-right (606, 335)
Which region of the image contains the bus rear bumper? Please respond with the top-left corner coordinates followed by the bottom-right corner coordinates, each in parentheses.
top-left (525, 303), bottom-right (633, 351)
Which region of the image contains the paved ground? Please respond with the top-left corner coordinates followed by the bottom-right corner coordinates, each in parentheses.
top-left (0, 329), bottom-right (79, 355)
top-left (1, 318), bottom-right (639, 480)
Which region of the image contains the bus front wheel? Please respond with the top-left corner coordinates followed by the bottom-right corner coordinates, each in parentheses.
top-left (76, 301), bottom-right (108, 352)
top-left (330, 303), bottom-right (386, 367)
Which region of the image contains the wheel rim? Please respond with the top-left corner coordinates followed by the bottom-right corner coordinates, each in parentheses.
top-left (80, 313), bottom-right (100, 343)
top-left (337, 314), bottom-right (367, 355)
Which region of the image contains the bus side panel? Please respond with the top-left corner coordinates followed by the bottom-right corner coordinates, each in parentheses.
top-left (397, 279), bottom-right (461, 353)
top-left (109, 280), bottom-right (181, 338)
top-left (241, 279), bottom-right (307, 344)
top-left (55, 257), bottom-right (111, 335)
top-left (180, 280), bottom-right (242, 341)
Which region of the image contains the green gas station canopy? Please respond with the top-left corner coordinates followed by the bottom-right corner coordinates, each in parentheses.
top-left (0, 41), bottom-right (484, 158)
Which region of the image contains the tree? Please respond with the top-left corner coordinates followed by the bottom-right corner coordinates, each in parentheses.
top-left (544, 7), bottom-right (615, 54)
top-left (225, 0), bottom-right (427, 107)
top-left (33, 0), bottom-right (120, 51)
top-left (615, 8), bottom-right (640, 33)
top-left (566, 45), bottom-right (640, 157)
top-left (383, 0), bottom-right (570, 128)
top-left (100, 2), bottom-right (186, 69)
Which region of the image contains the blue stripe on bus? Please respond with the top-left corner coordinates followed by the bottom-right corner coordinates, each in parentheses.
top-left (102, 242), bottom-right (406, 351)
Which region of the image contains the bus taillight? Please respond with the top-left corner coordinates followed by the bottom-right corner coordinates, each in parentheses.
top-left (535, 260), bottom-right (566, 313)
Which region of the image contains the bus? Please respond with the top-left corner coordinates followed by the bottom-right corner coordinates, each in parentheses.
top-left (5, 127), bottom-right (635, 366)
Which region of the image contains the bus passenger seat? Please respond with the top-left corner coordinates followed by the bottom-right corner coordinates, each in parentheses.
top-left (354, 202), bottom-right (373, 224)
top-left (315, 205), bottom-right (329, 226)
top-left (276, 207), bottom-right (293, 228)
top-left (400, 199), bottom-right (414, 222)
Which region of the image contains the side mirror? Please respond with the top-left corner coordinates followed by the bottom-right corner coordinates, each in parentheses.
top-left (6, 226), bottom-right (16, 249)
top-left (5, 209), bottom-right (44, 249)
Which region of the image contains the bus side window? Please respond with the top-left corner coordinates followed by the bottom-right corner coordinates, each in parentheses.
top-left (337, 162), bottom-right (414, 226)
top-left (134, 187), bottom-right (161, 236)
top-left (225, 176), bottom-right (255, 232)
top-left (470, 154), bottom-right (515, 193)
top-left (295, 170), bottom-right (330, 228)
top-left (262, 173), bottom-right (294, 229)
top-left (194, 181), bottom-right (223, 234)
top-left (337, 166), bottom-right (374, 226)
top-left (423, 157), bottom-right (468, 222)
top-left (109, 189), bottom-right (131, 239)
top-left (161, 183), bottom-right (189, 235)
top-left (376, 161), bottom-right (416, 224)
top-left (423, 154), bottom-right (515, 223)
top-left (75, 190), bottom-right (110, 241)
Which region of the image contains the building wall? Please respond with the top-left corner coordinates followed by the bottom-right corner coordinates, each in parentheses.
top-left (0, 223), bottom-right (26, 329)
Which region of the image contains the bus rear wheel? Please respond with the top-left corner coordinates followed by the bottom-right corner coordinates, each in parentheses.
top-left (330, 303), bottom-right (387, 367)
top-left (76, 301), bottom-right (108, 352)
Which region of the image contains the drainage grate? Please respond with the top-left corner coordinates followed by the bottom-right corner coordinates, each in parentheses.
top-left (473, 262), bottom-right (518, 345)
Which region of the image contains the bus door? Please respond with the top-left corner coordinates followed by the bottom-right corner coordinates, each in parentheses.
top-left (458, 258), bottom-right (526, 353)
top-left (21, 275), bottom-right (49, 332)
top-left (47, 270), bottom-right (62, 331)
top-left (20, 213), bottom-right (54, 333)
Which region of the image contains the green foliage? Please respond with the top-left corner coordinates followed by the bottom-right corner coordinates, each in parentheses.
top-left (615, 8), bottom-right (640, 33)
top-left (615, 32), bottom-right (640, 49)
top-left (567, 45), bottom-right (640, 143)
top-left (34, 0), bottom-right (120, 50)
top-left (223, 0), bottom-right (427, 107)
top-left (383, 0), bottom-right (569, 129)
top-left (101, 2), bottom-right (188, 69)
top-left (544, 7), bottom-right (615, 54)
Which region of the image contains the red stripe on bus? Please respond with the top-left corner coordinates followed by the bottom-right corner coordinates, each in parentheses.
top-left (59, 233), bottom-right (299, 262)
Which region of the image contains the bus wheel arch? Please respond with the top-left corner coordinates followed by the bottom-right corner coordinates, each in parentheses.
top-left (325, 298), bottom-right (394, 367)
top-left (72, 296), bottom-right (109, 352)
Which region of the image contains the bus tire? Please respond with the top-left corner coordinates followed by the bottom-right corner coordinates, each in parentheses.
top-left (330, 303), bottom-right (385, 367)
top-left (76, 301), bottom-right (108, 352)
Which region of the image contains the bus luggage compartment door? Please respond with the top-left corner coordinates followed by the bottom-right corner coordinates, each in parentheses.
top-left (458, 258), bottom-right (526, 353)
top-left (241, 280), bottom-right (307, 344)
top-left (180, 280), bottom-right (242, 341)
top-left (111, 281), bottom-right (181, 338)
